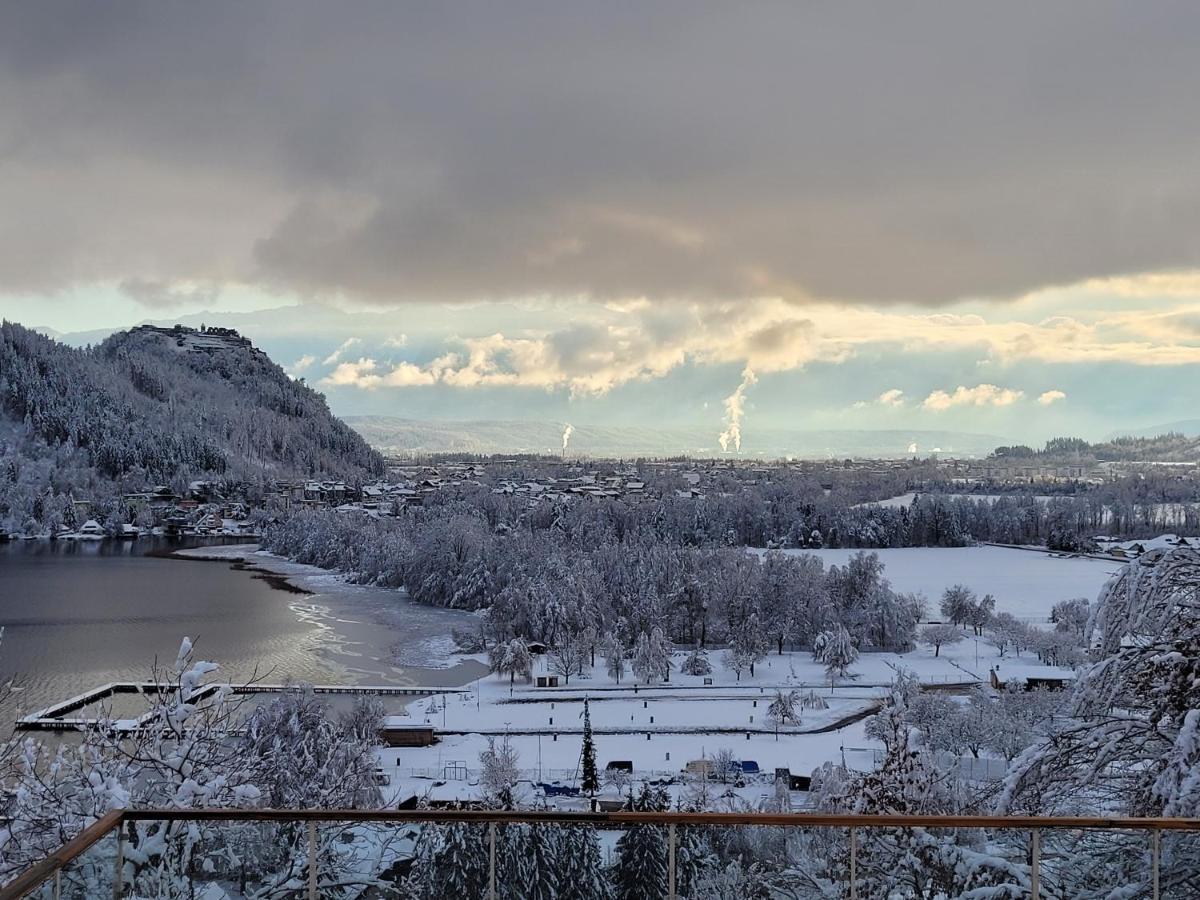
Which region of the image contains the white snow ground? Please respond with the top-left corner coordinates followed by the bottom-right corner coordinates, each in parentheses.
top-left (766, 545), bottom-right (1120, 622)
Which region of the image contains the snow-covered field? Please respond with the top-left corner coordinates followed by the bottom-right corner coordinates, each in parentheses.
top-left (769, 545), bottom-right (1120, 622)
top-left (376, 630), bottom-right (1022, 808)
top-left (859, 492), bottom-right (1056, 508)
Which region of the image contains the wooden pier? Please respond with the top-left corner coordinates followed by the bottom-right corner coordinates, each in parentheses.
top-left (16, 682), bottom-right (467, 732)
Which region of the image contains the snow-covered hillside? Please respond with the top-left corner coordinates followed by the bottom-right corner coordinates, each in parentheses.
top-left (0, 320), bottom-right (383, 529)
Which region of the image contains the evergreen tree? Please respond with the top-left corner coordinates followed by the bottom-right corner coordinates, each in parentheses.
top-left (580, 698), bottom-right (599, 795)
top-left (407, 823), bottom-right (443, 899)
top-left (509, 824), bottom-right (560, 900)
top-left (429, 822), bottom-right (489, 898)
top-left (680, 642), bottom-right (712, 676)
top-left (673, 820), bottom-right (712, 897)
top-left (559, 825), bottom-right (611, 900)
top-left (613, 784), bottom-right (670, 899)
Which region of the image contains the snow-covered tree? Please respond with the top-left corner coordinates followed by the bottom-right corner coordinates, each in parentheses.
top-left (479, 736), bottom-right (521, 807)
top-left (492, 638), bottom-right (532, 691)
top-left (729, 612), bottom-right (770, 677)
top-left (939, 584), bottom-right (976, 628)
top-left (920, 622), bottom-right (963, 657)
top-left (580, 698), bottom-right (599, 795)
top-left (680, 642), bottom-right (712, 676)
top-left (1049, 596), bottom-right (1089, 638)
top-left (602, 632), bottom-right (626, 683)
top-left (509, 824), bottom-right (560, 900)
top-left (549, 636), bottom-right (587, 685)
top-left (413, 822), bottom-right (489, 899)
top-left (558, 825), bottom-right (610, 900)
top-left (0, 639), bottom-right (263, 894)
top-left (984, 611), bottom-right (1031, 658)
top-left (631, 627), bottom-right (672, 684)
top-left (613, 784), bottom-right (670, 899)
top-left (998, 549), bottom-right (1200, 894)
top-left (816, 675), bottom-right (1032, 897)
top-left (813, 625), bottom-right (858, 688)
top-left (766, 689), bottom-right (801, 731)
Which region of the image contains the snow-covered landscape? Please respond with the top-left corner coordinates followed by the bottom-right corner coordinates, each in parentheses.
top-left (772, 545), bottom-right (1119, 622)
top-left (5, 7), bottom-right (1200, 890)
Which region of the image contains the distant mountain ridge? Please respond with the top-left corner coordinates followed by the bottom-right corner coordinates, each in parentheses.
top-left (345, 415), bottom-right (1004, 459)
top-left (1, 321), bottom-right (383, 485)
top-left (995, 432), bottom-right (1200, 463)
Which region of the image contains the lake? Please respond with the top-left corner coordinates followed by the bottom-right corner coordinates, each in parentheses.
top-left (0, 540), bottom-right (486, 729)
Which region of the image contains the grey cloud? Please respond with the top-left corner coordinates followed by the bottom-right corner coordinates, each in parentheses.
top-left (118, 278), bottom-right (220, 310)
top-left (3, 2), bottom-right (1200, 304)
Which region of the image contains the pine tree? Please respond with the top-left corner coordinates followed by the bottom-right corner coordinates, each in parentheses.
top-left (560, 825), bottom-right (611, 900)
top-left (580, 698), bottom-right (599, 795)
top-left (613, 784), bottom-right (670, 899)
top-left (680, 642), bottom-right (712, 676)
top-left (407, 823), bottom-right (443, 899)
top-left (430, 822), bottom-right (489, 898)
top-left (674, 823), bottom-right (711, 897)
top-left (510, 824), bottom-right (560, 900)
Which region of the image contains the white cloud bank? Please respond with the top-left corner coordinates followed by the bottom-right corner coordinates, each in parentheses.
top-left (922, 384), bottom-right (1025, 412)
top-left (317, 283), bottom-right (1200, 400)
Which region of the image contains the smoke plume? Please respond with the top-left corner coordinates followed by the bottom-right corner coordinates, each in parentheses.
top-left (718, 367), bottom-right (757, 453)
top-left (562, 423), bottom-right (574, 453)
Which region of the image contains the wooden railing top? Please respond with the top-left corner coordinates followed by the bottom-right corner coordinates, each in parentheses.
top-left (4, 808), bottom-right (1200, 899)
top-left (119, 808), bottom-right (1200, 830)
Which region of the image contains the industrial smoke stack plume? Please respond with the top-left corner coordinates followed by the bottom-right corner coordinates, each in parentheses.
top-left (561, 423), bottom-right (574, 456)
top-left (718, 367), bottom-right (757, 453)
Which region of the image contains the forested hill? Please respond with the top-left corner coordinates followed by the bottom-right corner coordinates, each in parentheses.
top-left (0, 321), bottom-right (383, 489)
top-left (992, 433), bottom-right (1200, 463)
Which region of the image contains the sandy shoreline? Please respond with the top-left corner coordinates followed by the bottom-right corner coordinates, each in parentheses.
top-left (171, 544), bottom-right (488, 688)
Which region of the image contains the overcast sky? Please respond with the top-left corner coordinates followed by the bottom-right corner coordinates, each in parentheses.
top-left (3, 2), bottom-right (1200, 445)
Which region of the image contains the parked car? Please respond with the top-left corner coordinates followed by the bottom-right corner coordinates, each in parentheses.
top-left (727, 759), bottom-right (760, 775)
top-left (539, 782), bottom-right (580, 797)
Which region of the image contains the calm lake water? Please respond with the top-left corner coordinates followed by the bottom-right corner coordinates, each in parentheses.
top-left (0, 540), bottom-right (484, 728)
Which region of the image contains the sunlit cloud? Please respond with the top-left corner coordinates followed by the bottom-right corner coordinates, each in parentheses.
top-left (1038, 389), bottom-right (1067, 406)
top-left (312, 282), bottom-right (1200, 398)
top-left (922, 384), bottom-right (1024, 412)
top-left (287, 354), bottom-right (316, 376)
top-left (322, 337), bottom-right (361, 366)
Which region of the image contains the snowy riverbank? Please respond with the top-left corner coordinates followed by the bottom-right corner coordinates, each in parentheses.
top-left (170, 544), bottom-right (488, 688)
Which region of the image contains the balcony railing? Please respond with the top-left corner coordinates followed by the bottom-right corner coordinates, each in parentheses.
top-left (3, 809), bottom-right (1198, 899)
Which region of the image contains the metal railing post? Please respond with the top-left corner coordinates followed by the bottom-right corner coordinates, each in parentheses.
top-left (848, 826), bottom-right (857, 900)
top-left (1152, 828), bottom-right (1160, 900)
top-left (488, 822), bottom-right (497, 900)
top-left (306, 821), bottom-right (318, 900)
top-left (1030, 829), bottom-right (1040, 900)
top-left (52, 869), bottom-right (60, 900)
top-left (667, 823), bottom-right (676, 899)
top-left (111, 823), bottom-right (124, 900)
